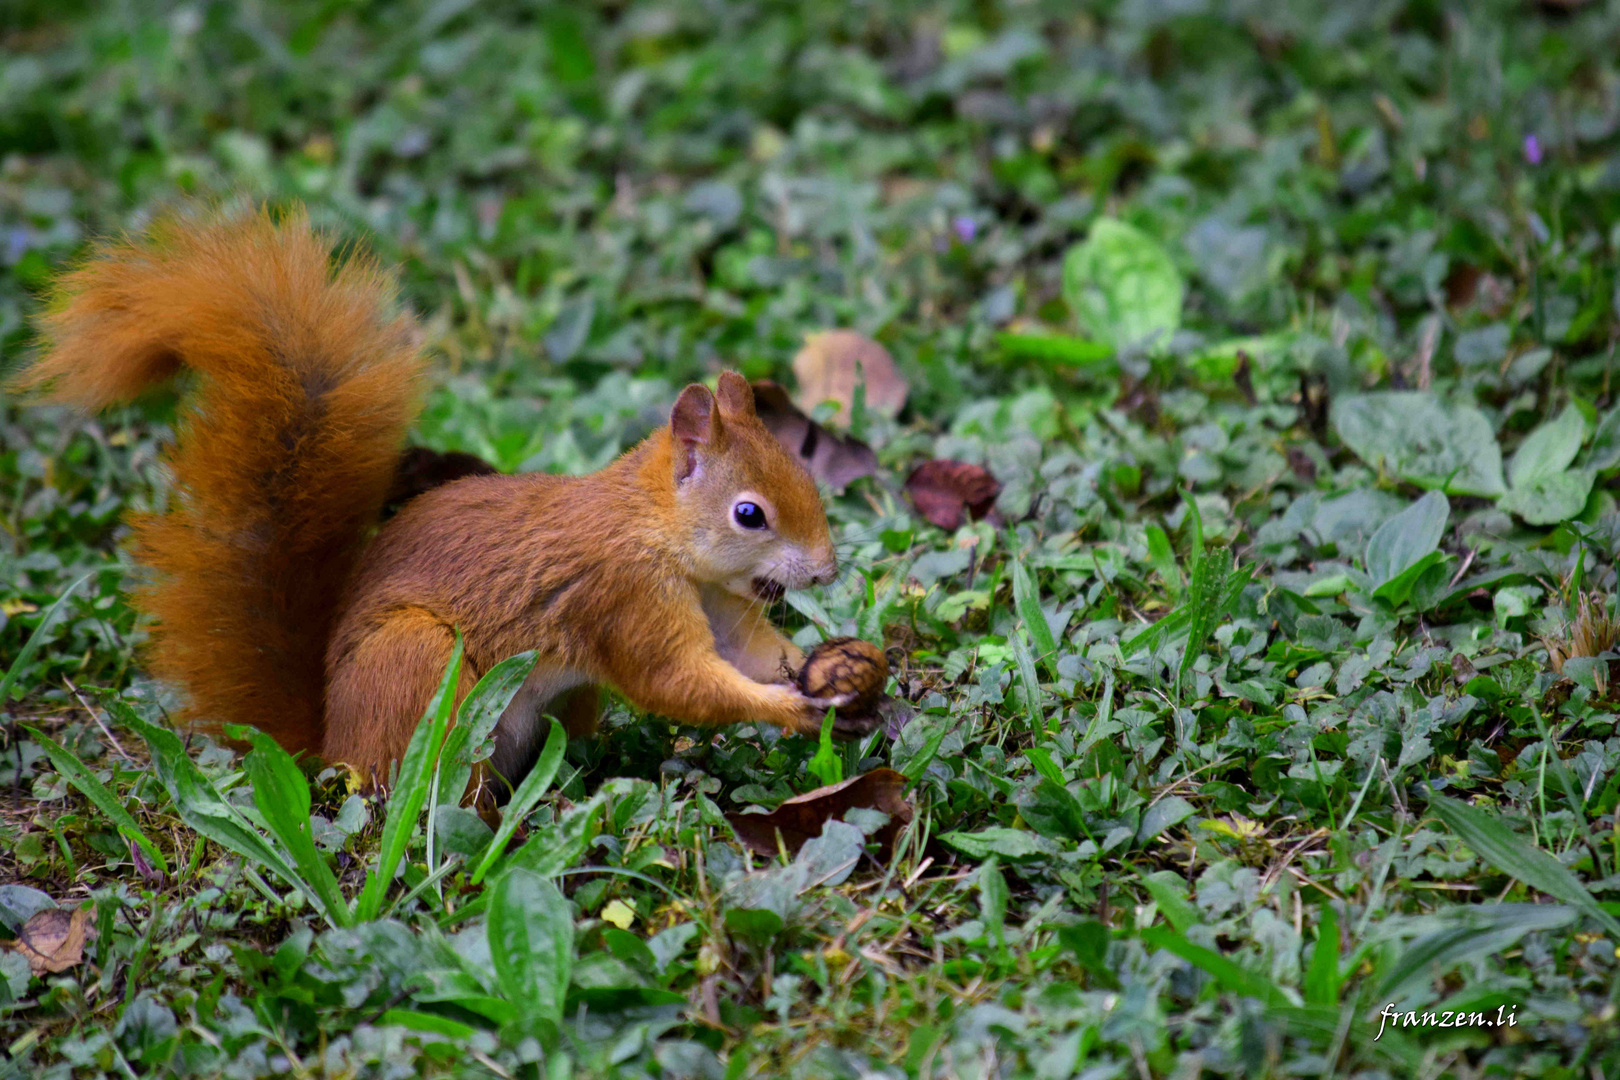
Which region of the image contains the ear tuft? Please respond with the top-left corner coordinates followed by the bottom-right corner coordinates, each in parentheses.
top-left (671, 384), bottom-right (716, 483)
top-left (714, 371), bottom-right (756, 418)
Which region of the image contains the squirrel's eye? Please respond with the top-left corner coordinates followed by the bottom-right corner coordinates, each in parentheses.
top-left (733, 501), bottom-right (768, 530)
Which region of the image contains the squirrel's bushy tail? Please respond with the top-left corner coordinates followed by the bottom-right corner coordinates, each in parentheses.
top-left (17, 210), bottom-right (425, 753)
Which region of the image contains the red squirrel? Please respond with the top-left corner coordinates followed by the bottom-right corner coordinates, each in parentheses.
top-left (14, 210), bottom-right (872, 788)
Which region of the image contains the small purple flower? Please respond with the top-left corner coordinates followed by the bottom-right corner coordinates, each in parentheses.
top-left (952, 215), bottom-right (977, 244)
top-left (1523, 134), bottom-right (1542, 166)
top-left (6, 227), bottom-right (31, 263)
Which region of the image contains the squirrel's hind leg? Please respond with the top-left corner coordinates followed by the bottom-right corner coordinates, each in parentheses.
top-left (324, 606), bottom-right (473, 790)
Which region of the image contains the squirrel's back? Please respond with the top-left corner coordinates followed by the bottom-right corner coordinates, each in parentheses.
top-left (15, 211), bottom-right (426, 752)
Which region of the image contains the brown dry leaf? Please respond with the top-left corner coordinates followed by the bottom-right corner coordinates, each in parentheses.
top-left (751, 380), bottom-right (877, 490)
top-left (791, 330), bottom-right (908, 422)
top-left (7, 904), bottom-right (93, 975)
top-left (726, 768), bottom-right (913, 861)
top-left (904, 460), bottom-right (1001, 531)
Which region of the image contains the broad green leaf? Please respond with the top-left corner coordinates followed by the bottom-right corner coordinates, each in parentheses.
top-left (488, 868), bottom-right (574, 1027)
top-left (1331, 392), bottom-right (1506, 496)
top-left (1061, 218), bottom-right (1184, 351)
top-left (1364, 491), bottom-right (1449, 595)
top-left (1137, 870), bottom-right (1201, 932)
top-left (27, 727), bottom-right (169, 876)
top-left (939, 827), bottom-right (1063, 860)
top-left (1427, 795), bottom-right (1620, 940)
top-left (355, 633), bottom-right (464, 923)
top-left (1139, 925), bottom-right (1291, 1008)
top-left (1508, 405), bottom-right (1585, 488)
top-left (1372, 550), bottom-right (1449, 608)
top-left (1499, 468), bottom-right (1596, 525)
top-left (1136, 796), bottom-right (1197, 843)
top-left (1024, 745), bottom-right (1066, 789)
top-left (471, 718), bottom-right (568, 885)
top-left (1499, 406), bottom-right (1593, 524)
top-left (1588, 405), bottom-right (1620, 472)
top-left (724, 907), bottom-right (784, 941)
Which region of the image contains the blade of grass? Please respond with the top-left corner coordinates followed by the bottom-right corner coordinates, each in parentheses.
top-left (1303, 902), bottom-right (1341, 1007)
top-left (1011, 551), bottom-right (1058, 677)
top-left (1, 569), bottom-right (97, 703)
top-left (1139, 924), bottom-right (1290, 1008)
top-left (26, 726), bottom-right (169, 875)
top-left (806, 709), bottom-right (842, 788)
top-left (1176, 544), bottom-right (1233, 701)
top-left (1010, 629), bottom-right (1046, 730)
top-left (469, 717), bottom-right (567, 886)
top-left (1427, 794), bottom-right (1620, 939)
top-left (1143, 525), bottom-right (1181, 600)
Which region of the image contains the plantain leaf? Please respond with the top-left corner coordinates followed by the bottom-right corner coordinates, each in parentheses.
top-left (239, 728), bottom-right (351, 927)
top-left (488, 868), bottom-right (574, 1028)
top-left (105, 696), bottom-right (316, 910)
top-left (354, 632), bottom-right (464, 923)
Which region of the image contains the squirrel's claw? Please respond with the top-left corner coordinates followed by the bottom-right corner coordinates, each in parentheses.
top-left (830, 710), bottom-right (882, 739)
top-left (795, 689), bottom-right (881, 740)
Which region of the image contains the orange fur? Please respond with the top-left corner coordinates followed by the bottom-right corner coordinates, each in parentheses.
top-left (322, 390), bottom-right (844, 782)
top-left (13, 210), bottom-right (424, 754)
top-left (18, 211), bottom-right (860, 786)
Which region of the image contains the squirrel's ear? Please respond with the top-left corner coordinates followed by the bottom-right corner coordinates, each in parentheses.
top-left (670, 384), bottom-right (716, 484)
top-left (714, 372), bottom-right (756, 418)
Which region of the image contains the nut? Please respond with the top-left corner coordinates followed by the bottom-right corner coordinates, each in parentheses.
top-left (798, 637), bottom-right (889, 711)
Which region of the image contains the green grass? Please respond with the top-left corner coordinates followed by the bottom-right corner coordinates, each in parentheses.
top-left (3, 1), bottom-right (1620, 1077)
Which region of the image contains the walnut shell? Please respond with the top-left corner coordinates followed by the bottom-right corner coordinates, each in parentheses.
top-left (798, 637), bottom-right (889, 710)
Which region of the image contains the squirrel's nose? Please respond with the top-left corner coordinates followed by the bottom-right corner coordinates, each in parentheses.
top-left (811, 553), bottom-right (838, 586)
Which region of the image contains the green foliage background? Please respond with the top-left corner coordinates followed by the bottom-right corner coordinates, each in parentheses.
top-left (2, 1), bottom-right (1619, 1077)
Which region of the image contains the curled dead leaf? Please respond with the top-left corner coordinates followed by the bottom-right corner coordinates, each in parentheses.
top-left (726, 768), bottom-right (913, 861)
top-left (751, 380), bottom-right (877, 490)
top-left (904, 460), bottom-right (1001, 531)
top-left (6, 904), bottom-right (93, 975)
top-left (792, 330), bottom-right (908, 422)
